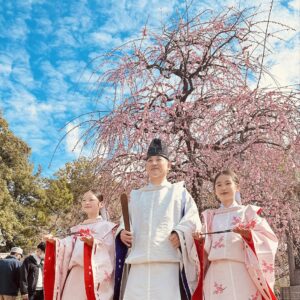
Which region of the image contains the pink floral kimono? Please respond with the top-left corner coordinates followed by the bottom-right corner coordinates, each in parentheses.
top-left (44, 218), bottom-right (116, 300)
top-left (202, 203), bottom-right (278, 300)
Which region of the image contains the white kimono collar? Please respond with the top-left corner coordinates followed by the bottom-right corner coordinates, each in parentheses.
top-left (81, 216), bottom-right (103, 225)
top-left (141, 179), bottom-right (172, 191)
top-left (214, 200), bottom-right (242, 215)
top-left (220, 200), bottom-right (240, 209)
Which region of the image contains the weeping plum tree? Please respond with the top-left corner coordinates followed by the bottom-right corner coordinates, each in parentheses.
top-left (77, 7), bottom-right (299, 269)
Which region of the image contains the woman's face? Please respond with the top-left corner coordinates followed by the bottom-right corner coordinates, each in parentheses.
top-left (145, 155), bottom-right (170, 182)
top-left (214, 174), bottom-right (239, 207)
top-left (81, 191), bottom-right (102, 215)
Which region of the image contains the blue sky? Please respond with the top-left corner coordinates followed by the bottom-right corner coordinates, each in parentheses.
top-left (0, 0), bottom-right (299, 177)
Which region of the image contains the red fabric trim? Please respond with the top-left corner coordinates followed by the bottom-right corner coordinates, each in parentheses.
top-left (44, 241), bottom-right (56, 300)
top-left (243, 233), bottom-right (278, 300)
top-left (243, 232), bottom-right (256, 254)
top-left (266, 282), bottom-right (278, 300)
top-left (83, 243), bottom-right (96, 300)
top-left (192, 239), bottom-right (204, 300)
top-left (261, 284), bottom-right (278, 300)
top-left (257, 208), bottom-right (263, 215)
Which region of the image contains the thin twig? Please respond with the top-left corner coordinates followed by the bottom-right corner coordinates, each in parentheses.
top-left (256, 0), bottom-right (273, 89)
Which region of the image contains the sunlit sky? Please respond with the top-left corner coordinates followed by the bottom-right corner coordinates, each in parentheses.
top-left (0, 0), bottom-right (299, 177)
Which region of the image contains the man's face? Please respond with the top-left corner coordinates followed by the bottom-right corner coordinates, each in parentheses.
top-left (145, 155), bottom-right (170, 182)
top-left (37, 249), bottom-right (45, 260)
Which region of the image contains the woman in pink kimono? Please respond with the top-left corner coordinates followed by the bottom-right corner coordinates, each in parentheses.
top-left (194, 170), bottom-right (278, 300)
top-left (44, 190), bottom-right (116, 300)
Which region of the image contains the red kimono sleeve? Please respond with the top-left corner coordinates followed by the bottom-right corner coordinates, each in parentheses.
top-left (84, 243), bottom-right (97, 300)
top-left (44, 241), bottom-right (56, 300)
top-left (192, 239), bottom-right (204, 300)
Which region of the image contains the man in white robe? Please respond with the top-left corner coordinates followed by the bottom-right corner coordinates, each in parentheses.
top-left (113, 138), bottom-right (202, 300)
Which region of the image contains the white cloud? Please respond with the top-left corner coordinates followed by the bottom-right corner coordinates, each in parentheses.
top-left (0, 64), bottom-right (12, 74)
top-left (289, 0), bottom-right (300, 10)
top-left (0, 48), bottom-right (36, 90)
top-left (35, 16), bottom-right (53, 35)
top-left (90, 32), bottom-right (114, 45)
top-left (87, 31), bottom-right (125, 52)
top-left (49, 2), bottom-right (93, 48)
top-left (56, 60), bottom-right (88, 79)
top-left (65, 122), bottom-right (83, 156)
top-left (0, 55), bottom-right (12, 75)
top-left (40, 61), bottom-right (69, 95)
top-left (39, 103), bottom-right (54, 112)
top-left (1, 13), bottom-right (29, 41)
top-left (53, 28), bottom-right (78, 47)
top-left (260, 37), bottom-right (300, 87)
top-left (12, 65), bottom-right (35, 88)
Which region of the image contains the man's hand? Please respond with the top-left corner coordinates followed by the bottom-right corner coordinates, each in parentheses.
top-left (169, 232), bottom-right (180, 249)
top-left (120, 230), bottom-right (133, 247)
top-left (22, 294), bottom-right (29, 300)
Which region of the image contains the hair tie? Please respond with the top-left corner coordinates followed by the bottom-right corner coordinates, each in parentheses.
top-left (235, 191), bottom-right (242, 204)
top-left (100, 206), bottom-right (109, 220)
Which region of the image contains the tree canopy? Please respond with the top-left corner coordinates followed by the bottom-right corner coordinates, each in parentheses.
top-left (0, 114), bottom-right (119, 252)
top-left (0, 114), bottom-right (46, 252)
top-left (74, 7), bottom-right (299, 271)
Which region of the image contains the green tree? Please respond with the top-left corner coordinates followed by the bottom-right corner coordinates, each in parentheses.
top-left (0, 114), bottom-right (46, 252)
top-left (41, 177), bottom-right (74, 232)
top-left (55, 157), bottom-right (99, 200)
top-left (43, 158), bottom-right (95, 234)
top-left (58, 157), bottom-right (120, 222)
top-left (42, 157), bottom-right (121, 236)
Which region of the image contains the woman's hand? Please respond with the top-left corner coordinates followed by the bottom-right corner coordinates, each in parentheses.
top-left (44, 234), bottom-right (56, 244)
top-left (169, 232), bottom-right (180, 249)
top-left (192, 231), bottom-right (205, 242)
top-left (233, 226), bottom-right (252, 241)
top-left (120, 230), bottom-right (133, 247)
top-left (80, 235), bottom-right (94, 247)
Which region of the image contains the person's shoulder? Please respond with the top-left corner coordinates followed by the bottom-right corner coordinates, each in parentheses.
top-left (244, 204), bottom-right (262, 215)
top-left (93, 219), bottom-right (117, 229)
top-left (202, 208), bottom-right (216, 213)
top-left (21, 255), bottom-right (30, 263)
top-left (201, 208), bottom-right (217, 218)
top-left (0, 257), bottom-right (20, 267)
top-left (23, 254), bottom-right (35, 264)
top-left (94, 220), bottom-right (118, 236)
top-left (172, 181), bottom-right (194, 193)
top-left (171, 181), bottom-right (189, 193)
top-left (172, 181), bottom-right (185, 188)
top-left (0, 256), bottom-right (14, 264)
top-left (129, 188), bottom-right (142, 199)
top-left (3, 255), bottom-right (15, 260)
